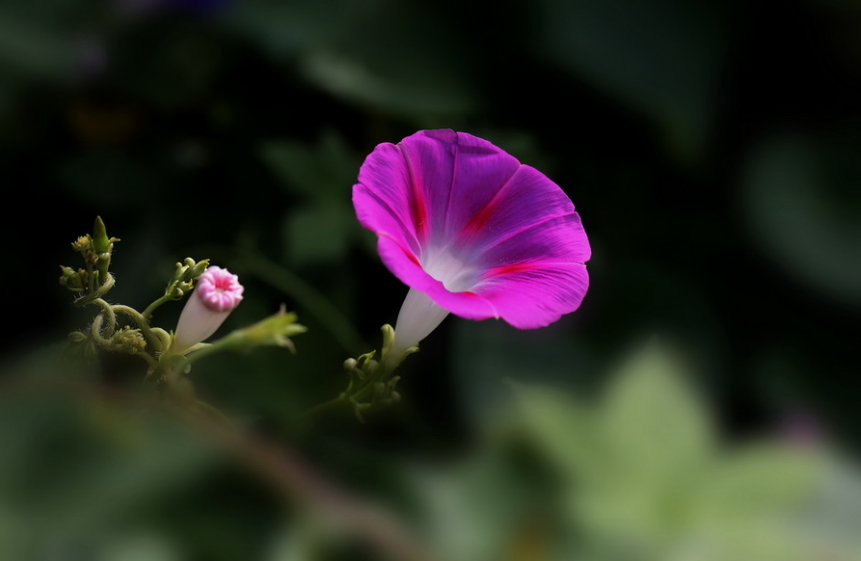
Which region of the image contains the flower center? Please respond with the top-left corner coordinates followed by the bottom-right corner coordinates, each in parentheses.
top-left (421, 247), bottom-right (477, 293)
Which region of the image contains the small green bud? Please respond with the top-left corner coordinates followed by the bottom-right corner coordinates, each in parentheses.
top-left (92, 216), bottom-right (110, 254)
top-left (343, 358), bottom-right (358, 372)
top-left (188, 259), bottom-right (209, 280)
top-left (380, 324), bottom-right (395, 357)
top-left (188, 259), bottom-right (209, 281)
top-left (83, 217), bottom-right (120, 288)
top-left (170, 261), bottom-right (190, 285)
top-left (59, 266), bottom-right (88, 291)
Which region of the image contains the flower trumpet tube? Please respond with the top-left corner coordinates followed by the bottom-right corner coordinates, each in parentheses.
top-left (353, 130), bottom-right (591, 365)
top-left (173, 266), bottom-right (244, 352)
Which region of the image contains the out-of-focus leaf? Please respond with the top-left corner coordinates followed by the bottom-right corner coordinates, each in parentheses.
top-left (693, 444), bottom-right (819, 521)
top-left (264, 132), bottom-right (362, 266)
top-left (409, 449), bottom-right (543, 561)
top-left (535, 0), bottom-right (727, 162)
top-left (230, 0), bottom-right (478, 117)
top-left (792, 455), bottom-right (861, 560)
top-left (299, 0), bottom-right (477, 117)
top-left (601, 341), bottom-right (714, 487)
top-left (262, 132), bottom-right (358, 201)
top-left (742, 133), bottom-right (861, 306)
top-left (299, 50), bottom-right (475, 117)
top-left (0, 390), bottom-right (220, 557)
top-left (95, 531), bottom-right (182, 561)
top-left (282, 204), bottom-right (356, 266)
top-left (265, 520), bottom-right (320, 561)
top-left (510, 383), bottom-right (604, 486)
top-left (451, 318), bottom-right (595, 427)
top-left (510, 340), bottom-right (855, 561)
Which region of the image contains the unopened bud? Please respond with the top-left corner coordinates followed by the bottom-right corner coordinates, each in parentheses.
top-left (188, 259), bottom-right (209, 280)
top-left (173, 266), bottom-right (244, 352)
top-left (59, 266), bottom-right (87, 291)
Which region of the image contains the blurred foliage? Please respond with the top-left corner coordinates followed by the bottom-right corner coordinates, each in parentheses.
top-left (511, 343), bottom-right (829, 561)
top-left (1, 0), bottom-right (860, 558)
top-left (742, 132), bottom-right (861, 305)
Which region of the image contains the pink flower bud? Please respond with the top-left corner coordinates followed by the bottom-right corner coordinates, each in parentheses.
top-left (173, 266), bottom-right (244, 352)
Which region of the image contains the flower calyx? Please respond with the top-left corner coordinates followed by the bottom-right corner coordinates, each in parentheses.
top-left (60, 216), bottom-right (119, 300)
top-left (165, 257), bottom-right (210, 301)
top-left (340, 324), bottom-right (416, 420)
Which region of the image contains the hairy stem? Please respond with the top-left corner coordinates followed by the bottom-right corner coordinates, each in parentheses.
top-left (142, 294), bottom-right (174, 322)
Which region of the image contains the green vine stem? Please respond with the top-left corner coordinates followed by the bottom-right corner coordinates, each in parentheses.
top-left (142, 294), bottom-right (174, 321)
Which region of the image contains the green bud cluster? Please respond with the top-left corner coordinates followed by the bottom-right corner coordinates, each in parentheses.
top-left (59, 266), bottom-right (90, 292)
top-left (59, 216), bottom-right (119, 298)
top-left (339, 324), bottom-right (413, 419)
top-left (164, 258), bottom-right (210, 301)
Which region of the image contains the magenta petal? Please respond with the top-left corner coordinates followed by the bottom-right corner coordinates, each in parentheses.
top-left (353, 129), bottom-right (591, 331)
top-left (463, 165), bottom-right (591, 265)
top-left (476, 262), bottom-right (589, 328)
top-left (398, 130), bottom-right (521, 244)
top-left (353, 142), bottom-right (424, 258)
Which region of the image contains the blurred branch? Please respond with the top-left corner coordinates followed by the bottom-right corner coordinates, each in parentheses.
top-left (1, 380), bottom-right (437, 561)
top-left (198, 411), bottom-right (437, 561)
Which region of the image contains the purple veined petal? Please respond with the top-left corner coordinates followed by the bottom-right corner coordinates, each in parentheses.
top-left (353, 143), bottom-right (425, 258)
top-left (397, 130), bottom-right (522, 246)
top-left (474, 262), bottom-right (589, 328)
top-left (455, 165), bottom-right (591, 265)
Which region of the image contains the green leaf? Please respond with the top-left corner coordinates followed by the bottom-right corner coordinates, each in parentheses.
top-left (693, 444), bottom-right (820, 521)
top-left (408, 448), bottom-right (543, 561)
top-left (262, 132), bottom-right (358, 201)
top-left (601, 340), bottom-right (714, 486)
top-left (742, 133), bottom-right (861, 305)
top-left (509, 382), bottom-right (605, 486)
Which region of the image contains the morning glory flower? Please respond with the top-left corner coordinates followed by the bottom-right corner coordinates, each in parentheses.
top-left (353, 129), bottom-right (590, 362)
top-left (173, 266), bottom-right (244, 352)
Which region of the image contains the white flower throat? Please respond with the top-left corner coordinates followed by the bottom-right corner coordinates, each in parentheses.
top-left (389, 246), bottom-right (477, 361)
